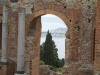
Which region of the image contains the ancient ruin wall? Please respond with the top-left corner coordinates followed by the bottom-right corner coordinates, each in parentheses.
top-left (0, 0), bottom-right (98, 75)
top-left (94, 0), bottom-right (100, 74)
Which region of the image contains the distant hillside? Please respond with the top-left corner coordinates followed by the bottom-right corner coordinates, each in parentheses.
top-left (41, 28), bottom-right (67, 38)
top-left (50, 28), bottom-right (67, 34)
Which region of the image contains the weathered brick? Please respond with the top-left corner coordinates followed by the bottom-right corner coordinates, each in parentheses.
top-left (0, 0), bottom-right (99, 75)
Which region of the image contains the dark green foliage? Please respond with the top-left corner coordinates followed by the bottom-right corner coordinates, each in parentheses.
top-left (58, 58), bottom-right (65, 68)
top-left (40, 30), bottom-right (65, 69)
top-left (40, 43), bottom-right (45, 61)
top-left (43, 30), bottom-right (58, 67)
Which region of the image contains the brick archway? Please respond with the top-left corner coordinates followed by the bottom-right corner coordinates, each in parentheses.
top-left (25, 8), bottom-right (81, 75)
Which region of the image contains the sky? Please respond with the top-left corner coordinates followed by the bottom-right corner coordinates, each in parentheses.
top-left (41, 14), bottom-right (68, 59)
top-left (41, 14), bottom-right (67, 32)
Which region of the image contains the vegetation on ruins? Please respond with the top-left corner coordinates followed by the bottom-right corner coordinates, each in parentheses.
top-left (40, 30), bottom-right (65, 72)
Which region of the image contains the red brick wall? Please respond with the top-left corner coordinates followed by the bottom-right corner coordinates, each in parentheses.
top-left (6, 62), bottom-right (16, 75)
top-left (94, 0), bottom-right (100, 72)
top-left (0, 61), bottom-right (16, 75)
top-left (1, 1), bottom-right (95, 75)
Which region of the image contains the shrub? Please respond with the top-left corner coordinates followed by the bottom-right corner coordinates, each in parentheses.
top-left (40, 60), bottom-right (45, 65)
top-left (54, 68), bottom-right (62, 72)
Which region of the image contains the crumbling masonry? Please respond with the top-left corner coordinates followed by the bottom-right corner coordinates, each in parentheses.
top-left (0, 0), bottom-right (100, 75)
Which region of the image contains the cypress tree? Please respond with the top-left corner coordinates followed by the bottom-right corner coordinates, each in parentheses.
top-left (40, 30), bottom-right (64, 68)
top-left (43, 30), bottom-right (54, 66)
top-left (40, 42), bottom-right (45, 61)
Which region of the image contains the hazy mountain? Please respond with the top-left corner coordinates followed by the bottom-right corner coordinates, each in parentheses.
top-left (50, 28), bottom-right (67, 33)
top-left (41, 28), bottom-right (67, 38)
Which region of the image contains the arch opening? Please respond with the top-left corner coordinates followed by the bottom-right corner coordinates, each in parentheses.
top-left (40, 14), bottom-right (68, 74)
